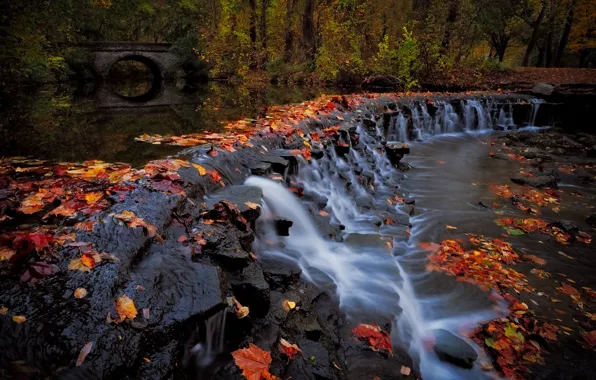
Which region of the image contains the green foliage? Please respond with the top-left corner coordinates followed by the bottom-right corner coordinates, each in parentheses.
top-left (396, 27), bottom-right (421, 90)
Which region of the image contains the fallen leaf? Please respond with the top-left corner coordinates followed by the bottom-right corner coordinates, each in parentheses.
top-left (232, 344), bottom-right (278, 380)
top-left (524, 254), bottom-right (547, 266)
top-left (419, 242), bottom-right (440, 253)
top-left (143, 357), bottom-right (151, 363)
top-left (446, 225), bottom-right (457, 230)
top-left (0, 306), bottom-right (7, 315)
top-left (81, 253), bottom-right (96, 268)
top-left (76, 341), bottom-right (93, 366)
top-left (352, 323), bottom-right (393, 355)
top-left (319, 210), bottom-right (329, 217)
top-left (283, 300), bottom-right (296, 310)
top-left (583, 330), bottom-right (596, 346)
top-left (279, 338), bottom-right (302, 359)
top-left (193, 163), bottom-right (207, 176)
top-left (0, 247), bottom-right (16, 261)
top-left (12, 315), bottom-right (27, 323)
top-left (68, 259), bottom-right (91, 272)
top-left (233, 297), bottom-right (250, 319)
top-left (245, 201), bottom-right (260, 210)
top-left (74, 288), bottom-right (87, 299)
top-left (400, 366), bottom-right (411, 375)
top-left (115, 294), bottom-right (138, 321)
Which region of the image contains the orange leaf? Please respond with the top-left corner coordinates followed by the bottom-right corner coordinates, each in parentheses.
top-left (232, 344), bottom-right (278, 380)
top-left (81, 253), bottom-right (96, 268)
top-left (319, 210), bottom-right (329, 217)
top-left (419, 242), bottom-right (440, 253)
top-left (84, 192), bottom-right (104, 204)
top-left (74, 288), bottom-right (88, 299)
top-left (115, 294), bottom-right (138, 321)
top-left (279, 338), bottom-right (302, 359)
top-left (352, 323), bottom-right (393, 355)
top-left (193, 163), bottom-right (207, 176)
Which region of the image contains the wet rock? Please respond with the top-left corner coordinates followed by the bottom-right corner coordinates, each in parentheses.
top-left (285, 340), bottom-right (331, 380)
top-left (229, 262), bottom-right (270, 317)
top-left (361, 118), bottom-right (377, 131)
top-left (272, 150), bottom-right (300, 175)
top-left (433, 329), bottom-right (478, 369)
top-left (574, 168), bottom-right (594, 184)
top-left (511, 175), bottom-right (558, 188)
top-left (202, 226), bottom-right (251, 269)
top-left (311, 149), bottom-right (325, 160)
top-left (250, 162), bottom-right (272, 176)
top-left (385, 143), bottom-right (410, 165)
top-left (127, 242), bottom-right (224, 329)
top-left (303, 192), bottom-right (328, 209)
top-left (533, 83), bottom-right (555, 96)
top-left (519, 148), bottom-right (551, 160)
top-left (274, 217), bottom-right (294, 236)
top-left (261, 260), bottom-right (302, 289)
top-left (551, 220), bottom-right (579, 235)
top-left (262, 155), bottom-right (290, 175)
top-left (205, 185), bottom-right (263, 222)
top-left (587, 213), bottom-right (596, 228)
top-left (404, 198), bottom-right (415, 205)
top-left (382, 111), bottom-right (399, 130)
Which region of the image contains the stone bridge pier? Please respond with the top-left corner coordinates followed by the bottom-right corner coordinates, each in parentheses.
top-left (83, 42), bottom-right (181, 80)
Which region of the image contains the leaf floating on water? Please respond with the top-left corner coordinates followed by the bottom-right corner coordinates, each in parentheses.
top-left (115, 294), bottom-right (138, 321)
top-left (524, 254), bottom-right (547, 266)
top-left (445, 225), bottom-right (457, 230)
top-left (231, 343), bottom-right (278, 380)
top-left (319, 210), bottom-right (329, 217)
top-left (279, 338), bottom-right (302, 359)
top-left (352, 323), bottom-right (393, 355)
top-left (76, 341), bottom-right (93, 366)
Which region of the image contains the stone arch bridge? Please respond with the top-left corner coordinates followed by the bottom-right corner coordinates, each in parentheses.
top-left (83, 42), bottom-right (181, 80)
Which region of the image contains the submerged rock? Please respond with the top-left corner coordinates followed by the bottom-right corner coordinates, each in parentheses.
top-left (511, 175), bottom-right (558, 188)
top-left (532, 83), bottom-right (555, 96)
top-left (433, 329), bottom-right (478, 369)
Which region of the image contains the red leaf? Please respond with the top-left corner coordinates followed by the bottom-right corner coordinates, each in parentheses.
top-left (352, 323), bottom-right (393, 355)
top-left (279, 338), bottom-right (302, 359)
top-left (583, 330), bottom-right (596, 346)
top-left (232, 344), bottom-right (278, 380)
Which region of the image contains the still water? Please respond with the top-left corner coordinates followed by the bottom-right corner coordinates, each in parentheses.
top-left (0, 80), bottom-right (333, 166)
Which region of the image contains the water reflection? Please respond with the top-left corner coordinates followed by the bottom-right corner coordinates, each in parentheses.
top-left (0, 81), bottom-right (333, 167)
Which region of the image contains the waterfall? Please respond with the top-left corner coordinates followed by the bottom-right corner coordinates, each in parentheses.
top-left (246, 96), bottom-right (545, 378)
top-left (530, 98), bottom-right (543, 126)
top-left (191, 308), bottom-right (228, 368)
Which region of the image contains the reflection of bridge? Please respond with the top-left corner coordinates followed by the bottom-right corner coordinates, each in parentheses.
top-left (83, 42), bottom-right (181, 80)
top-left (81, 42), bottom-right (193, 108)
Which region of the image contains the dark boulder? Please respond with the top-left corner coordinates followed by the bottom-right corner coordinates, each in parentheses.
top-left (432, 329), bottom-right (478, 369)
top-left (511, 175), bottom-right (558, 189)
top-left (250, 162), bottom-right (272, 176)
top-left (274, 217), bottom-right (294, 236)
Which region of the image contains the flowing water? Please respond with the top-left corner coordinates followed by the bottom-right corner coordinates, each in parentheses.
top-left (246, 97), bottom-right (582, 379)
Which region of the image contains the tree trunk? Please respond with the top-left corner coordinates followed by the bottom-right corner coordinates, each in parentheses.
top-left (554, 0), bottom-right (577, 67)
top-left (545, 29), bottom-right (554, 67)
top-left (302, 0), bottom-right (315, 60)
top-left (284, 0), bottom-right (294, 63)
top-left (249, 0), bottom-right (257, 46)
top-left (441, 0), bottom-right (460, 53)
top-left (260, 0), bottom-right (268, 64)
top-left (522, 0), bottom-right (547, 67)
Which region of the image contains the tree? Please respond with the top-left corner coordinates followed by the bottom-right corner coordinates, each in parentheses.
top-left (522, 0), bottom-right (548, 66)
top-left (476, 0), bottom-right (523, 62)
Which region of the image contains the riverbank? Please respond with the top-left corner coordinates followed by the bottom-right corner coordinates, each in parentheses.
top-left (1, 90), bottom-right (595, 379)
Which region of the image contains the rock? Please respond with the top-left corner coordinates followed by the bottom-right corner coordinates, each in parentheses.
top-left (511, 175), bottom-right (558, 188)
top-left (362, 119), bottom-right (377, 130)
top-left (204, 185), bottom-right (263, 222)
top-left (250, 162), bottom-right (272, 176)
top-left (432, 329), bottom-right (478, 369)
top-left (228, 262), bottom-right (270, 316)
top-left (261, 260), bottom-right (302, 289)
top-left (385, 143), bottom-right (410, 165)
top-left (551, 220), bottom-right (579, 235)
top-left (404, 198), bottom-right (415, 205)
top-left (587, 213), bottom-right (596, 228)
top-left (262, 155), bottom-right (290, 175)
top-left (202, 226), bottom-right (252, 269)
top-left (272, 149), bottom-right (300, 174)
top-left (533, 83), bottom-right (555, 96)
top-left (311, 149), bottom-right (325, 160)
top-left (274, 217), bottom-right (294, 236)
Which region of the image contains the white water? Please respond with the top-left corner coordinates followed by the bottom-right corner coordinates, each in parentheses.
top-left (246, 98), bottom-right (543, 378)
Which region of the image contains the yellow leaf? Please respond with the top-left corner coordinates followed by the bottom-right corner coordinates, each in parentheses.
top-left (244, 201), bottom-right (260, 210)
top-left (446, 225), bottom-right (457, 230)
top-left (283, 300), bottom-right (296, 310)
top-left (193, 163), bottom-right (207, 176)
top-left (68, 258), bottom-right (91, 272)
top-left (84, 192), bottom-right (104, 204)
top-left (12, 315), bottom-right (27, 323)
top-left (115, 294), bottom-right (138, 321)
top-left (74, 288), bottom-right (88, 299)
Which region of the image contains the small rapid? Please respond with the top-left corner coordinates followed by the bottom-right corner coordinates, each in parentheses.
top-left (246, 96), bottom-right (546, 378)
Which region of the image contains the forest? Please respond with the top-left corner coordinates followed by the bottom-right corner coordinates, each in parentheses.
top-left (1, 0), bottom-right (595, 90)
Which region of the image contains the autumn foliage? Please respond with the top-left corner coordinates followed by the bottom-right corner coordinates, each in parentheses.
top-left (231, 344), bottom-right (279, 380)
